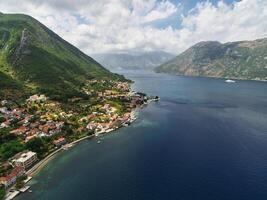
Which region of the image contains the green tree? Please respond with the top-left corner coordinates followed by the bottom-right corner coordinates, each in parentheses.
top-left (26, 138), bottom-right (48, 158)
top-left (0, 127), bottom-right (15, 144)
top-left (0, 115), bottom-right (5, 123)
top-left (0, 185), bottom-right (5, 200)
top-left (15, 175), bottom-right (27, 190)
top-left (0, 140), bottom-right (25, 161)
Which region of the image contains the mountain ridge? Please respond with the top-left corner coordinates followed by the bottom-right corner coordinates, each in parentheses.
top-left (0, 13), bottom-right (124, 100)
top-left (92, 51), bottom-right (174, 70)
top-left (155, 38), bottom-right (267, 81)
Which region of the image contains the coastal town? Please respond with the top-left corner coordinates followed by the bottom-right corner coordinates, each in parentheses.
top-left (0, 79), bottom-right (159, 200)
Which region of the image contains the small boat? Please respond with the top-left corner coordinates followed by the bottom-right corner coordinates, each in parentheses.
top-left (62, 146), bottom-right (69, 150)
top-left (97, 140), bottom-right (101, 144)
top-left (225, 79), bottom-right (236, 83)
top-left (19, 186), bottom-right (30, 193)
top-left (28, 190), bottom-right (32, 193)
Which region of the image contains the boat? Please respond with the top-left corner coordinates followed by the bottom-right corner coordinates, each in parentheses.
top-left (105, 129), bottom-right (114, 133)
top-left (62, 146), bottom-right (69, 150)
top-left (19, 186), bottom-right (30, 193)
top-left (225, 79), bottom-right (236, 83)
top-left (122, 123), bottom-right (129, 127)
top-left (28, 190), bottom-right (32, 193)
top-left (97, 140), bottom-right (101, 144)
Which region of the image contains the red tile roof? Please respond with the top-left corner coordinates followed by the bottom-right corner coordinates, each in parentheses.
top-left (0, 166), bottom-right (24, 182)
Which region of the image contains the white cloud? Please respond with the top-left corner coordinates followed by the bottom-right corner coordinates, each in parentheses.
top-left (0, 0), bottom-right (266, 55)
top-left (177, 0), bottom-right (267, 52)
top-left (142, 1), bottom-right (178, 23)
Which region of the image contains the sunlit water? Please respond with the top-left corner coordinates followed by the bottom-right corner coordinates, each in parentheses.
top-left (17, 70), bottom-right (267, 200)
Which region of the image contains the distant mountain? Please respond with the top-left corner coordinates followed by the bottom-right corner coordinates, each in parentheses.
top-left (0, 13), bottom-right (124, 100)
top-left (92, 51), bottom-right (175, 70)
top-left (155, 39), bottom-right (267, 81)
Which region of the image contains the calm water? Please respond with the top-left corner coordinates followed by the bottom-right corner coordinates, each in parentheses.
top-left (18, 70), bottom-right (267, 200)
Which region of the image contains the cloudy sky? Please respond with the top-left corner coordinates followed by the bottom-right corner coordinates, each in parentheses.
top-left (0, 0), bottom-right (266, 55)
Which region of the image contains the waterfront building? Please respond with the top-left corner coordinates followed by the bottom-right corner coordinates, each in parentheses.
top-left (13, 151), bottom-right (38, 170)
top-left (0, 166), bottom-right (25, 189)
top-left (53, 137), bottom-right (67, 147)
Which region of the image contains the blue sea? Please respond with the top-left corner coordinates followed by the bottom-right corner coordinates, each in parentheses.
top-left (17, 70), bottom-right (267, 200)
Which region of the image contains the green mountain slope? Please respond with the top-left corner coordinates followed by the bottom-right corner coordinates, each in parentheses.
top-left (155, 39), bottom-right (267, 80)
top-left (0, 13), bottom-right (124, 100)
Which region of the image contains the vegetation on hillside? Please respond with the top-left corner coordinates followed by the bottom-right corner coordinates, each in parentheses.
top-left (155, 39), bottom-right (267, 80)
top-left (0, 13), bottom-right (126, 100)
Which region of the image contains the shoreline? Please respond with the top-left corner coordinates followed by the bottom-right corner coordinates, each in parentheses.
top-left (25, 110), bottom-right (139, 177)
top-left (9, 113), bottom-right (135, 200)
top-left (26, 134), bottom-right (96, 177)
top-left (8, 89), bottom-right (157, 200)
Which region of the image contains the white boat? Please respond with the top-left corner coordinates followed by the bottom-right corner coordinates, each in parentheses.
top-left (97, 140), bottom-right (101, 144)
top-left (62, 146), bottom-right (69, 150)
top-left (105, 129), bottom-right (114, 133)
top-left (19, 186), bottom-right (30, 193)
top-left (225, 79), bottom-right (236, 83)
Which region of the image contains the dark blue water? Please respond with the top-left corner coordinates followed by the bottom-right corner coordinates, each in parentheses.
top-left (18, 70), bottom-right (267, 200)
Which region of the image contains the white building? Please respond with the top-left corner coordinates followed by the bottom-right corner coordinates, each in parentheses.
top-left (13, 151), bottom-right (38, 170)
top-left (27, 94), bottom-right (47, 103)
top-left (1, 100), bottom-right (8, 106)
top-left (0, 107), bottom-right (9, 114)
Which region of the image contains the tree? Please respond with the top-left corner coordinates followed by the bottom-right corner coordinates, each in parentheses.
top-left (63, 124), bottom-right (74, 135)
top-left (0, 115), bottom-right (5, 123)
top-left (26, 138), bottom-right (48, 158)
top-left (15, 175), bottom-right (27, 190)
top-left (0, 140), bottom-right (25, 161)
top-left (0, 185), bottom-right (5, 200)
top-left (0, 128), bottom-right (16, 144)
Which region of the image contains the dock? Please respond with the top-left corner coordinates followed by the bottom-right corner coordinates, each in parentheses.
top-left (5, 191), bottom-right (20, 200)
top-left (23, 176), bottom-right (32, 184)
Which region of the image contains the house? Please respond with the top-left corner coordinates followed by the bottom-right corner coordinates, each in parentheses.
top-left (0, 121), bottom-right (10, 129)
top-left (87, 114), bottom-right (95, 120)
top-left (13, 151), bottom-right (38, 170)
top-left (38, 132), bottom-right (47, 137)
top-left (49, 128), bottom-right (61, 135)
top-left (55, 122), bottom-right (64, 129)
top-left (1, 100), bottom-right (8, 106)
top-left (25, 135), bottom-right (38, 142)
top-left (18, 115), bottom-right (34, 126)
top-left (30, 122), bottom-right (39, 129)
top-left (38, 121), bottom-right (64, 136)
top-left (53, 137), bottom-right (67, 147)
top-left (11, 109), bottom-right (23, 118)
top-left (0, 107), bottom-right (9, 114)
top-left (27, 94), bottom-right (47, 103)
top-left (26, 128), bottom-right (39, 136)
top-left (86, 123), bottom-right (97, 131)
top-left (10, 126), bottom-right (28, 135)
top-left (0, 166), bottom-right (25, 189)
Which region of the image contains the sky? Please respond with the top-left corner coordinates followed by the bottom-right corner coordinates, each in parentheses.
top-left (0, 0), bottom-right (266, 55)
